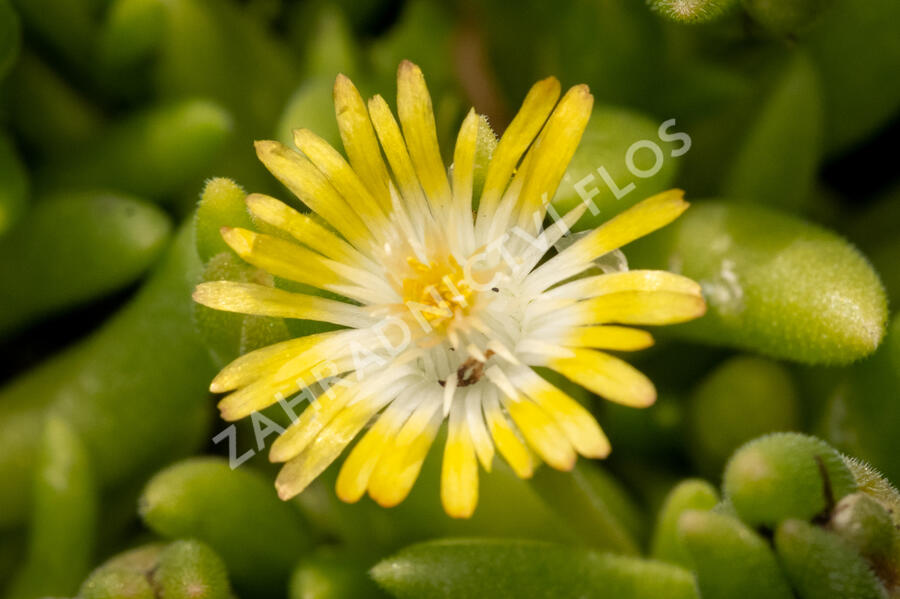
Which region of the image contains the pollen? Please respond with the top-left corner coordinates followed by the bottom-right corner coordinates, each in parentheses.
top-left (401, 254), bottom-right (475, 324)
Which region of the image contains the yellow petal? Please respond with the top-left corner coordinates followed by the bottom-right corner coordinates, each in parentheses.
top-left (441, 403), bottom-right (479, 518)
top-left (449, 108), bottom-right (479, 252)
top-left (574, 189), bottom-right (689, 261)
top-left (525, 189), bottom-right (689, 295)
top-left (333, 73), bottom-right (392, 211)
top-left (465, 387), bottom-right (494, 471)
top-left (397, 60), bottom-right (452, 214)
top-left (220, 227), bottom-right (339, 289)
top-left (292, 128), bottom-right (387, 229)
top-left (210, 333), bottom-right (334, 393)
top-left (548, 270), bottom-right (702, 300)
top-left (550, 348), bottom-right (656, 408)
top-left (476, 76), bottom-right (560, 227)
top-left (517, 368), bottom-right (610, 458)
top-left (216, 346), bottom-right (355, 421)
top-left (245, 193), bottom-right (372, 267)
top-left (269, 380), bottom-right (355, 462)
top-left (367, 94), bottom-right (427, 211)
top-left (504, 395), bottom-right (577, 471)
top-left (514, 84), bottom-right (593, 229)
top-left (367, 397), bottom-right (442, 507)
top-left (561, 325), bottom-right (655, 351)
top-left (217, 372), bottom-right (305, 421)
top-left (335, 400), bottom-right (412, 503)
top-left (275, 399), bottom-right (379, 500)
top-left (451, 108), bottom-right (478, 215)
top-left (193, 281), bottom-right (371, 328)
top-left (254, 140), bottom-right (371, 248)
top-left (483, 388), bottom-right (534, 478)
top-left (577, 290), bottom-right (707, 326)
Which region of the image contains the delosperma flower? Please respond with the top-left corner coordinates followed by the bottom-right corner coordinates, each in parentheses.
top-left (192, 60), bottom-right (706, 518)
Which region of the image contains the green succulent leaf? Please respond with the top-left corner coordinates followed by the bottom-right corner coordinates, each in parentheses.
top-left (0, 0), bottom-right (20, 82)
top-left (742, 0), bottom-right (833, 35)
top-left (775, 519), bottom-right (888, 599)
top-left (372, 538), bottom-right (698, 599)
top-left (0, 191), bottom-right (171, 335)
top-left (687, 356), bottom-right (800, 475)
top-left (42, 99), bottom-right (233, 202)
top-left (78, 544), bottom-right (164, 599)
top-left (154, 539), bottom-right (233, 599)
top-left (79, 540), bottom-right (233, 599)
top-left (843, 457), bottom-right (900, 529)
top-left (821, 314), bottom-right (900, 484)
top-left (301, 4), bottom-right (361, 82)
top-left (139, 457), bottom-right (312, 596)
top-left (807, 0), bottom-right (900, 155)
top-left (97, 0), bottom-right (166, 74)
top-left (679, 509), bottom-right (795, 599)
top-left (289, 547), bottom-right (387, 599)
top-left (5, 52), bottom-right (104, 156)
top-left (723, 50), bottom-right (824, 213)
top-left (723, 433), bottom-right (856, 527)
top-left (0, 224), bottom-right (214, 528)
top-left (0, 132), bottom-right (28, 236)
top-left (828, 493), bottom-right (897, 568)
top-left (6, 417), bottom-right (97, 599)
top-left (651, 479), bottom-right (719, 567)
top-left (193, 251), bottom-right (290, 366)
top-left (629, 201), bottom-right (888, 364)
top-left (530, 461), bottom-right (645, 554)
top-left (194, 177), bottom-right (253, 263)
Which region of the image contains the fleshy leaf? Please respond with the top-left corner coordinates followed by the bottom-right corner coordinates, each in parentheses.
top-left (651, 479), bottom-right (719, 567)
top-left (679, 510), bottom-right (795, 599)
top-left (139, 457), bottom-right (311, 596)
top-left (722, 432), bottom-right (856, 527)
top-left (723, 51), bottom-right (823, 213)
top-left (0, 224), bottom-right (213, 528)
top-left (821, 313), bottom-right (900, 484)
top-left (194, 177), bottom-right (253, 263)
top-left (742, 0), bottom-right (833, 35)
top-left (372, 538), bottom-right (698, 599)
top-left (628, 201), bottom-right (888, 364)
top-left (687, 356), bottom-right (800, 475)
top-left (0, 191), bottom-right (171, 336)
top-left (6, 417), bottom-right (97, 599)
top-left (0, 132), bottom-right (28, 236)
top-left (775, 519), bottom-right (888, 599)
top-left (154, 540), bottom-right (233, 599)
top-left (289, 547), bottom-right (387, 599)
top-left (530, 462), bottom-right (645, 555)
top-left (41, 99), bottom-right (233, 202)
top-left (808, 0), bottom-right (900, 155)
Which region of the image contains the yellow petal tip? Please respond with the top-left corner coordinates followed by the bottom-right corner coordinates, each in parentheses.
top-left (334, 72), bottom-right (351, 87)
top-left (638, 387), bottom-right (658, 408)
top-left (275, 482), bottom-right (295, 501)
top-left (398, 59), bottom-right (420, 74)
top-left (254, 139), bottom-right (277, 156)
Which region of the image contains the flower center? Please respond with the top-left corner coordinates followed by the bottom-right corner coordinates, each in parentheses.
top-left (401, 255), bottom-right (475, 325)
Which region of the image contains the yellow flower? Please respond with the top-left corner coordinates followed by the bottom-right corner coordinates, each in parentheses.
top-left (193, 61), bottom-right (706, 518)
